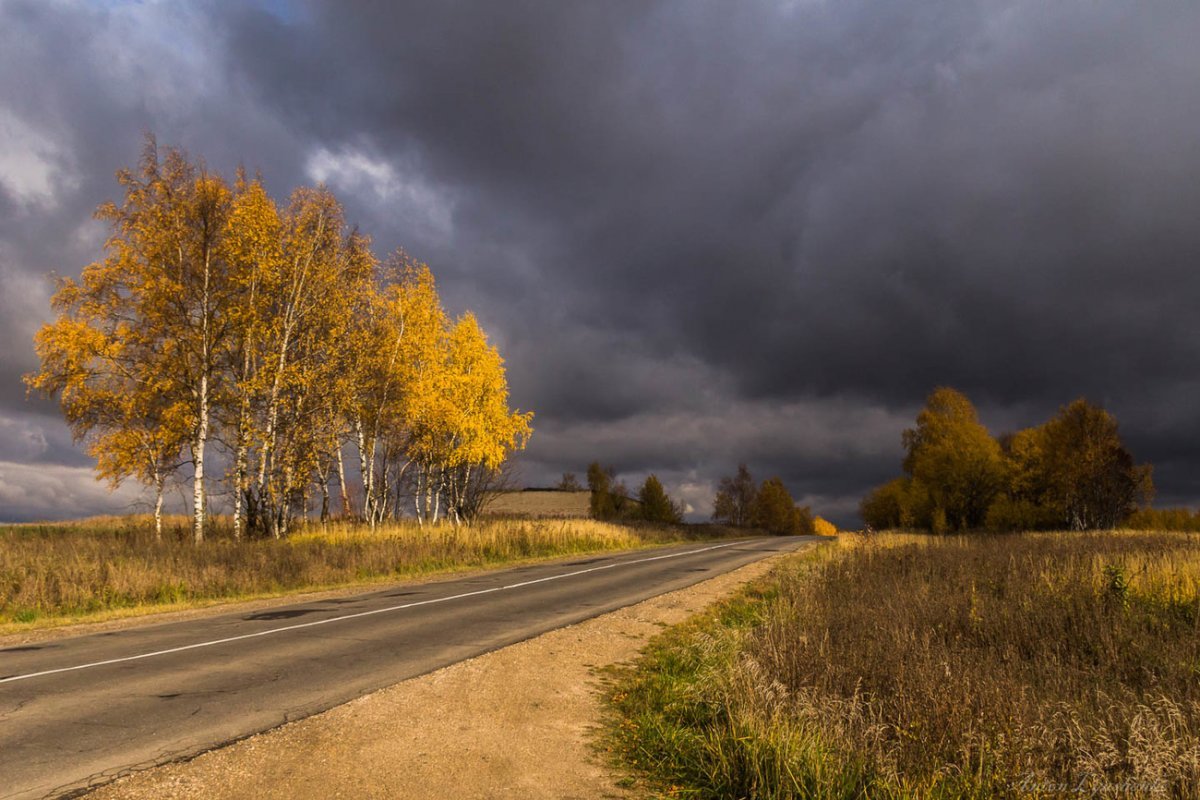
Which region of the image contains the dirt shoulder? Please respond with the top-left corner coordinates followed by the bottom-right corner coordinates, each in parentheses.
top-left (85, 544), bottom-right (812, 800)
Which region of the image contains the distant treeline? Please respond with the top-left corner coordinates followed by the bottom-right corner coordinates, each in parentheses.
top-left (576, 464), bottom-right (683, 525)
top-left (27, 136), bottom-right (532, 542)
top-left (567, 461), bottom-right (837, 535)
top-left (861, 387), bottom-right (1153, 532)
top-left (709, 464), bottom-right (817, 535)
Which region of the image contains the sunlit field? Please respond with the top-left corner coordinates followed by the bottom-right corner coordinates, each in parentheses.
top-left (0, 516), bottom-right (732, 632)
top-left (605, 531), bottom-right (1200, 799)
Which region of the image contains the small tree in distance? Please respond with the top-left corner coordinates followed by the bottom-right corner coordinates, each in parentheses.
top-left (902, 387), bottom-right (1005, 531)
top-left (638, 474), bottom-right (682, 524)
top-left (556, 472), bottom-right (582, 491)
top-left (752, 477), bottom-right (807, 535)
top-left (1019, 398), bottom-right (1153, 530)
top-left (792, 503), bottom-right (816, 536)
top-left (712, 463), bottom-right (757, 527)
top-left (587, 462), bottom-right (617, 520)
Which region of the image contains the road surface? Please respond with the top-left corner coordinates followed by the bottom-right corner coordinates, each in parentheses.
top-left (0, 535), bottom-right (814, 799)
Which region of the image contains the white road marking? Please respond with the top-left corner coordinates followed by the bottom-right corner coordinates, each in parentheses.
top-left (0, 540), bottom-right (751, 685)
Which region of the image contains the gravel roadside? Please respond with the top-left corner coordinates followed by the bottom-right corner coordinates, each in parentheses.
top-left (83, 545), bottom-right (808, 800)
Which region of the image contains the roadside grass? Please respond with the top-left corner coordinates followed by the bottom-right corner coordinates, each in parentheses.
top-left (603, 532), bottom-right (1200, 799)
top-left (0, 516), bottom-right (738, 633)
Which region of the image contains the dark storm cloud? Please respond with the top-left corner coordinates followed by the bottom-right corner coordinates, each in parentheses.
top-left (2, 0), bottom-right (1199, 524)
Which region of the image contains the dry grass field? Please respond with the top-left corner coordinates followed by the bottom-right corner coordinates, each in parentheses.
top-left (0, 515), bottom-right (719, 633)
top-left (483, 489), bottom-right (592, 518)
top-left (605, 531), bottom-right (1200, 799)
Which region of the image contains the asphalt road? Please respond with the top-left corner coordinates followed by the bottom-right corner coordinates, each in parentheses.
top-left (0, 535), bottom-right (815, 799)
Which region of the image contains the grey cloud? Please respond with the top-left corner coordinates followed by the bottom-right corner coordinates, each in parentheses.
top-left (0, 461), bottom-right (147, 522)
top-left (2, 0), bottom-right (1199, 526)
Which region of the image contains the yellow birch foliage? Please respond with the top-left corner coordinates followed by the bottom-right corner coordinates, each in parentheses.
top-left (395, 261), bottom-right (452, 470)
top-left (445, 312), bottom-right (533, 470)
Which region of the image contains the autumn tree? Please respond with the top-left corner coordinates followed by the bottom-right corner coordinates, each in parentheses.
top-left (350, 262), bottom-right (532, 526)
top-left (137, 150), bottom-right (235, 544)
top-left (391, 263), bottom-right (453, 523)
top-left (1035, 399), bottom-right (1153, 529)
top-left (242, 187), bottom-right (371, 536)
top-left (902, 387), bottom-right (1005, 531)
top-left (637, 474), bottom-right (682, 524)
top-left (347, 255), bottom-right (422, 525)
top-left (985, 401), bottom-right (1153, 531)
top-left (440, 312), bottom-right (533, 524)
top-left (33, 138), bottom-right (236, 542)
top-left (751, 477), bottom-right (801, 535)
top-left (26, 275), bottom-right (191, 539)
top-left (984, 427), bottom-right (1062, 531)
top-left (792, 504), bottom-right (816, 536)
top-left (220, 172), bottom-right (283, 538)
top-left (587, 462), bottom-right (617, 520)
top-left (712, 463), bottom-right (757, 527)
top-left (859, 477), bottom-right (929, 530)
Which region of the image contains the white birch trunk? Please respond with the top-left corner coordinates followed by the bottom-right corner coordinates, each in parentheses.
top-left (336, 443), bottom-right (351, 518)
top-left (192, 373), bottom-right (208, 544)
top-left (232, 429), bottom-right (248, 540)
top-left (153, 468), bottom-right (165, 542)
top-left (355, 416), bottom-right (375, 525)
top-left (432, 466), bottom-right (442, 524)
top-left (414, 466), bottom-right (425, 525)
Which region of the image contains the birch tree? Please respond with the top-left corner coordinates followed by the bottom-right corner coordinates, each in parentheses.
top-left (251, 187), bottom-right (374, 536)
top-left (440, 313), bottom-right (533, 524)
top-left (34, 138), bottom-right (234, 542)
top-left (27, 275), bottom-right (190, 539)
top-left (221, 172), bottom-right (283, 538)
top-left (392, 264), bottom-right (450, 524)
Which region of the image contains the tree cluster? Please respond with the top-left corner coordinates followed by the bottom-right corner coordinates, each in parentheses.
top-left (27, 137), bottom-right (532, 542)
top-left (860, 388), bottom-right (1153, 533)
top-left (711, 464), bottom-right (816, 536)
top-left (585, 463), bottom-right (682, 524)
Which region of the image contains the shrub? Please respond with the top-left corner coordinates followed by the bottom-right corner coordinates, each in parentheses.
top-left (812, 516), bottom-right (838, 537)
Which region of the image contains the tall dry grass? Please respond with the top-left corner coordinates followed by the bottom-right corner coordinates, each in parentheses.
top-left (0, 516), bottom-right (715, 629)
top-left (606, 532), bottom-right (1200, 799)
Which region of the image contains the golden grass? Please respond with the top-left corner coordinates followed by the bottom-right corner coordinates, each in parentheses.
top-left (0, 516), bottom-right (729, 633)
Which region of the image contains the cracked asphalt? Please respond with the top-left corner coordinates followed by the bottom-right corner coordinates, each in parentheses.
top-left (0, 536), bottom-right (812, 799)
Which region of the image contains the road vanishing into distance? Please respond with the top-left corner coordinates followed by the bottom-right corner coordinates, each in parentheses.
top-left (0, 535), bottom-right (815, 799)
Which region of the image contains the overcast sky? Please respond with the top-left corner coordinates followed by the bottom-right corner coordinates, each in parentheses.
top-left (3, 0), bottom-right (1199, 525)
